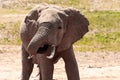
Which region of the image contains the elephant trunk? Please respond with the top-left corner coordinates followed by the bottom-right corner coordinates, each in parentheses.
top-left (27, 24), bottom-right (56, 59)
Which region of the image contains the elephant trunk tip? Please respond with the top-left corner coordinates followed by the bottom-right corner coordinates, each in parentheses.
top-left (27, 39), bottom-right (56, 59)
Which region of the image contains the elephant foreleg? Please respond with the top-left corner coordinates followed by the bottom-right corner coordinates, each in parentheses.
top-left (21, 45), bottom-right (34, 80)
top-left (61, 47), bottom-right (80, 80)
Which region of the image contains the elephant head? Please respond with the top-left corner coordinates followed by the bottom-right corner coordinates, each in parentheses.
top-left (23, 4), bottom-right (89, 59)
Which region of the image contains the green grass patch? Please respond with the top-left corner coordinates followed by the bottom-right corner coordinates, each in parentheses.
top-left (0, 23), bottom-right (6, 30)
top-left (0, 9), bottom-right (28, 15)
top-left (84, 11), bottom-right (120, 31)
top-left (0, 21), bottom-right (21, 45)
top-left (74, 32), bottom-right (120, 52)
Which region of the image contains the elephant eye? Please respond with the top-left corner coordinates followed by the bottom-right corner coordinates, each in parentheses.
top-left (58, 26), bottom-right (62, 29)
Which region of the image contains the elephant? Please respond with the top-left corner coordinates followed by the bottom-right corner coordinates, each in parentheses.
top-left (20, 4), bottom-right (89, 80)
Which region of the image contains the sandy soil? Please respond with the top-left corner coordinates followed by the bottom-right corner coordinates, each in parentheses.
top-left (0, 45), bottom-right (120, 80)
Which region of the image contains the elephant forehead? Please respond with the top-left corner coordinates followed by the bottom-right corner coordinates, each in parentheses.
top-left (39, 9), bottom-right (62, 23)
top-left (40, 14), bottom-right (58, 22)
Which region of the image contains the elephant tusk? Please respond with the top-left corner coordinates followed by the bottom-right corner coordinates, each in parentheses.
top-left (47, 45), bottom-right (55, 59)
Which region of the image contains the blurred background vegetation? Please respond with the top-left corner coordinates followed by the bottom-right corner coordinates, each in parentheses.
top-left (0, 0), bottom-right (120, 52)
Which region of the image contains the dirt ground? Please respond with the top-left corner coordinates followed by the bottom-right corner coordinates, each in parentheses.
top-left (0, 45), bottom-right (120, 80)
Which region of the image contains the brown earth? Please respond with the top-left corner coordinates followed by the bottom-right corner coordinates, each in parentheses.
top-left (0, 45), bottom-right (120, 80)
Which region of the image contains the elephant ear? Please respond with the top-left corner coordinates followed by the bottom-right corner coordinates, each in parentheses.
top-left (58, 8), bottom-right (89, 52)
top-left (24, 3), bottom-right (49, 24)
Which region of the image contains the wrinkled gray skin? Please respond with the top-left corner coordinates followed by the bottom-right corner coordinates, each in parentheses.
top-left (20, 4), bottom-right (89, 80)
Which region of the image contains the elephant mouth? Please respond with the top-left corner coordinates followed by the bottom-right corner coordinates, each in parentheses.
top-left (37, 44), bottom-right (50, 53)
top-left (36, 44), bottom-right (56, 59)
